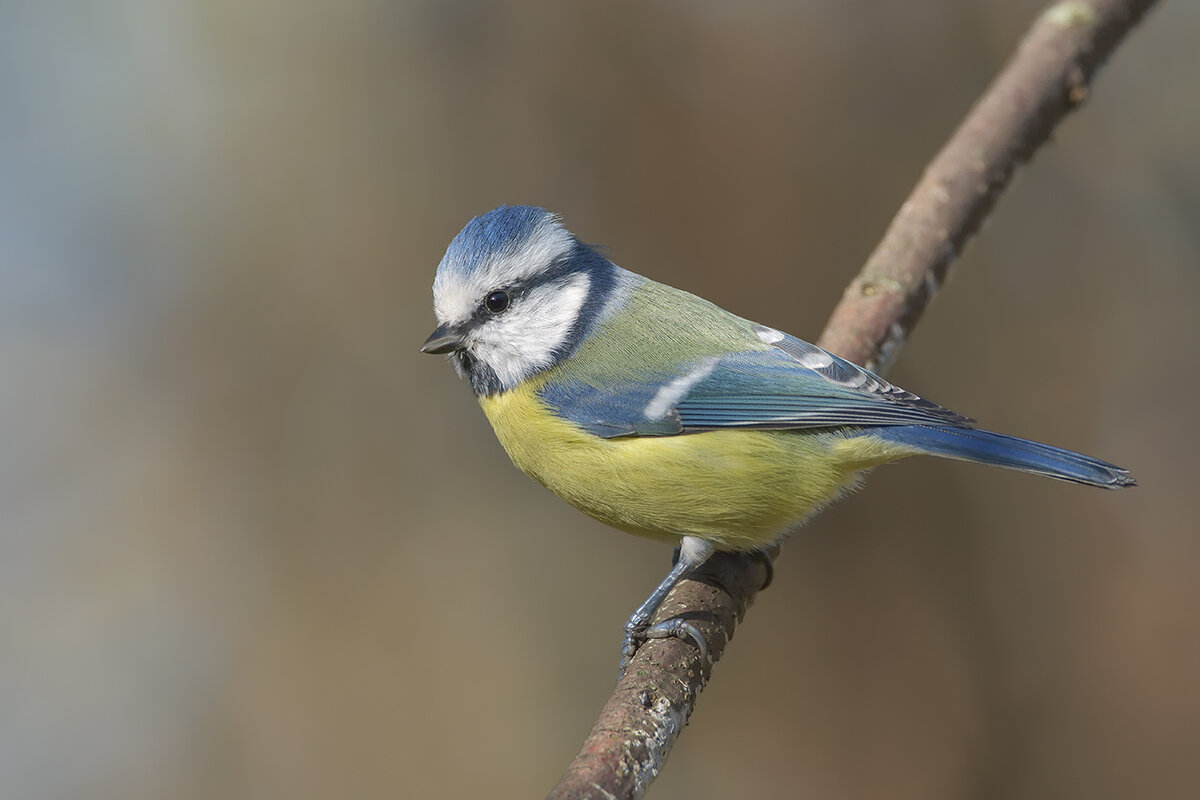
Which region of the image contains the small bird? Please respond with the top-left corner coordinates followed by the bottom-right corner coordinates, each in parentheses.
top-left (422, 205), bottom-right (1134, 675)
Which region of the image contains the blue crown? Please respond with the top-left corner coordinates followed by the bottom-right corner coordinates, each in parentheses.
top-left (439, 205), bottom-right (553, 278)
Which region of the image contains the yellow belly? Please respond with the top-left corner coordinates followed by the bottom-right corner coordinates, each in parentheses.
top-left (479, 382), bottom-right (915, 550)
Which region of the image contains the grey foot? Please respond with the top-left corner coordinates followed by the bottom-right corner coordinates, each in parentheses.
top-left (618, 618), bottom-right (708, 678)
top-left (616, 536), bottom-right (716, 679)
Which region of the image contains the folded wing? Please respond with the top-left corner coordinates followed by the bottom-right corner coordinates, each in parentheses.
top-left (540, 327), bottom-right (971, 438)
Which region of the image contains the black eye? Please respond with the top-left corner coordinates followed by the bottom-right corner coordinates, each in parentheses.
top-left (484, 290), bottom-right (511, 314)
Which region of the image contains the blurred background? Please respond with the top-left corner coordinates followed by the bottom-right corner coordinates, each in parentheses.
top-left (1, 1), bottom-right (1197, 798)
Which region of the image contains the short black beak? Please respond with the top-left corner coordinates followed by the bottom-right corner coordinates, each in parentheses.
top-left (420, 323), bottom-right (465, 354)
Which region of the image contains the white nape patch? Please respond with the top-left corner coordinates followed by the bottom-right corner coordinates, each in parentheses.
top-left (754, 325), bottom-right (785, 345)
top-left (796, 349), bottom-right (834, 370)
top-left (433, 216), bottom-right (574, 325)
top-left (468, 272), bottom-right (590, 390)
top-left (644, 357), bottom-right (720, 421)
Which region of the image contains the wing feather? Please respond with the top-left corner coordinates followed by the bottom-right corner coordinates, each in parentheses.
top-left (539, 327), bottom-right (971, 438)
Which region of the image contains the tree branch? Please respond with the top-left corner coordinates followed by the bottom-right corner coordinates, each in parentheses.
top-left (547, 2), bottom-right (1159, 798)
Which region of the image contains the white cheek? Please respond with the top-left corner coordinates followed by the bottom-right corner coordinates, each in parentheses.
top-left (470, 273), bottom-right (590, 389)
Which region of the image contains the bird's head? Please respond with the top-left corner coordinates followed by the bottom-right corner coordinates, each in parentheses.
top-left (422, 206), bottom-right (617, 395)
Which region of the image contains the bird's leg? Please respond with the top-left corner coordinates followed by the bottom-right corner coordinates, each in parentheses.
top-left (619, 536), bottom-right (714, 678)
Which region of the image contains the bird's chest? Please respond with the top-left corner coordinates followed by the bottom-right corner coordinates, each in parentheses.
top-left (477, 382), bottom-right (606, 489)
top-left (475, 382), bottom-right (866, 548)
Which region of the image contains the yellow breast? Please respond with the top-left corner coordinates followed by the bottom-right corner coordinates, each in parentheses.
top-left (479, 381), bottom-right (913, 550)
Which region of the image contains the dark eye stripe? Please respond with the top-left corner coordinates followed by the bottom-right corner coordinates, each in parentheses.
top-left (465, 247), bottom-right (586, 328)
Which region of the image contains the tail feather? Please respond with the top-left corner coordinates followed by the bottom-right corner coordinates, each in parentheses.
top-left (871, 425), bottom-right (1135, 489)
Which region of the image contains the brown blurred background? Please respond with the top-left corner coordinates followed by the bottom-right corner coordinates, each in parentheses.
top-left (1, 1), bottom-right (1197, 798)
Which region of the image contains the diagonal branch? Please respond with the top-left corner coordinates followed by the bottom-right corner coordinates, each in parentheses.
top-left (818, 0), bottom-right (1158, 371)
top-left (547, 2), bottom-right (1159, 798)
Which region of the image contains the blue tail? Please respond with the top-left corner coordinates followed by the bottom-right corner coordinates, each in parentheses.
top-left (871, 425), bottom-right (1135, 488)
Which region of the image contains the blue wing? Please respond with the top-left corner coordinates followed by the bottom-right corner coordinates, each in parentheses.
top-left (536, 326), bottom-right (1134, 488)
top-left (539, 326), bottom-right (971, 439)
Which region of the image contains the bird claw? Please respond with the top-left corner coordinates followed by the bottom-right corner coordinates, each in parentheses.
top-left (750, 549), bottom-right (775, 591)
top-left (617, 618), bottom-right (708, 679)
top-left (646, 618), bottom-right (709, 663)
top-left (616, 536), bottom-right (716, 680)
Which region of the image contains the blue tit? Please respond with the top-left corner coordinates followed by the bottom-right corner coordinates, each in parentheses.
top-left (422, 205), bottom-right (1134, 675)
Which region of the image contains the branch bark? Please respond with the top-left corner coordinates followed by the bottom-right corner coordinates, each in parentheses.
top-left (547, 2), bottom-right (1159, 798)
